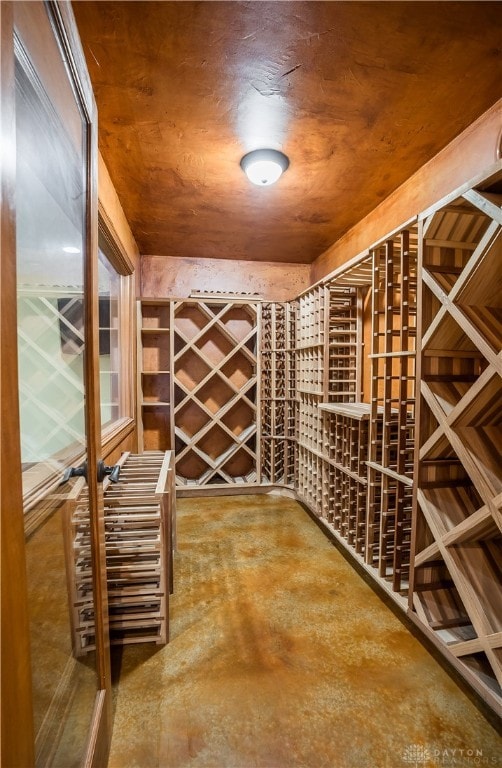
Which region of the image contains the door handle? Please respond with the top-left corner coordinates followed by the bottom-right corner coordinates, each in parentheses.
top-left (61, 461), bottom-right (87, 484)
top-left (61, 460), bottom-right (120, 485)
top-left (97, 459), bottom-right (121, 484)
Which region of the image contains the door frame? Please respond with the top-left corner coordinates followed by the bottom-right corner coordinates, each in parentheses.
top-left (0, 2), bottom-right (112, 765)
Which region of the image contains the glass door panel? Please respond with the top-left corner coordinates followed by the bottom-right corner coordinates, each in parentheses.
top-left (14, 3), bottom-right (101, 765)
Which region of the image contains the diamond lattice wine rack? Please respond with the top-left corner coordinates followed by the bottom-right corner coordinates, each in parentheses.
top-left (410, 178), bottom-right (502, 706)
top-left (172, 299), bottom-right (259, 486)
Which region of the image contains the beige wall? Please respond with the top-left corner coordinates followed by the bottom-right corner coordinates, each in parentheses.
top-left (141, 255), bottom-right (311, 301)
top-left (311, 99), bottom-right (502, 283)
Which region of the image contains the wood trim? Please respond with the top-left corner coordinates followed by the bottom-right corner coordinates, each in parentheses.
top-left (98, 202), bottom-right (135, 276)
top-left (81, 34), bottom-right (112, 698)
top-left (1, 5), bottom-right (36, 765)
top-left (418, 161), bottom-right (502, 222)
top-left (121, 271), bottom-right (136, 421)
top-left (83, 690), bottom-right (111, 768)
top-left (102, 417), bottom-right (135, 459)
top-left (98, 152), bottom-right (140, 275)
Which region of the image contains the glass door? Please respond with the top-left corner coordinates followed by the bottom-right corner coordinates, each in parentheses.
top-left (13, 2), bottom-right (110, 765)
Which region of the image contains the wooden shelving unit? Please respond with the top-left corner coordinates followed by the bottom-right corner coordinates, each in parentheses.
top-left (319, 403), bottom-right (370, 553)
top-left (260, 302), bottom-right (297, 486)
top-left (137, 300), bottom-right (173, 452)
top-left (326, 285), bottom-right (364, 403)
top-left (172, 298), bottom-right (259, 487)
top-left (366, 226), bottom-right (418, 593)
top-left (410, 175), bottom-right (502, 708)
top-left (296, 286), bottom-right (328, 511)
top-left (285, 301), bottom-right (298, 485)
top-left (65, 450), bottom-right (175, 654)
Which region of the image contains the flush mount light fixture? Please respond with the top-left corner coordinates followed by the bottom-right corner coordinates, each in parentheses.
top-left (63, 246), bottom-right (81, 254)
top-left (240, 148), bottom-right (289, 186)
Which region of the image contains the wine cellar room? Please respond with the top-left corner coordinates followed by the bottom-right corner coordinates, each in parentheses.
top-left (1, 2), bottom-right (502, 767)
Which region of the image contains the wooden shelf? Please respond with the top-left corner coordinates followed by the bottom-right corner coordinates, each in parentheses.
top-left (326, 283), bottom-right (366, 403)
top-left (137, 301), bottom-right (174, 452)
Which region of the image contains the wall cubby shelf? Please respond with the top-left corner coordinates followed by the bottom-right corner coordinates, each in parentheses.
top-left (137, 300), bottom-right (174, 453)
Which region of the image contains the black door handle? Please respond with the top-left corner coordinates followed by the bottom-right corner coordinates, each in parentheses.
top-left (61, 461), bottom-right (87, 485)
top-left (97, 459), bottom-right (121, 484)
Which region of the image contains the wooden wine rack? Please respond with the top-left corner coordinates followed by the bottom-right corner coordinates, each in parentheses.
top-left (410, 174), bottom-right (502, 708)
top-left (64, 450), bottom-right (175, 655)
top-left (366, 226), bottom-right (418, 593)
top-left (326, 285), bottom-right (364, 402)
top-left (172, 298), bottom-right (259, 487)
top-left (296, 286), bottom-right (328, 511)
top-left (260, 302), bottom-right (297, 486)
top-left (130, 164), bottom-right (501, 713)
top-left (319, 403), bottom-right (370, 554)
top-left (319, 259), bottom-right (372, 551)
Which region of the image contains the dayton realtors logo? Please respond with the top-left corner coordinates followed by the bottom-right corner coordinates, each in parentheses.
top-left (402, 745), bottom-right (432, 766)
top-left (402, 745), bottom-right (501, 766)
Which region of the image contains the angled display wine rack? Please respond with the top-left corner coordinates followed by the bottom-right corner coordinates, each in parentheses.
top-left (172, 298), bottom-right (259, 487)
top-left (410, 173), bottom-right (502, 708)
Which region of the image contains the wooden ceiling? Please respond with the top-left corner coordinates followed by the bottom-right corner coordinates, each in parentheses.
top-left (72, 1), bottom-right (502, 264)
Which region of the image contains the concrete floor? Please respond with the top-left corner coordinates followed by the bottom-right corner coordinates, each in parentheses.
top-left (107, 495), bottom-right (501, 768)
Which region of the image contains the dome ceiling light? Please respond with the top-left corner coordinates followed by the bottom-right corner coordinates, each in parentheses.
top-left (240, 149), bottom-right (289, 187)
